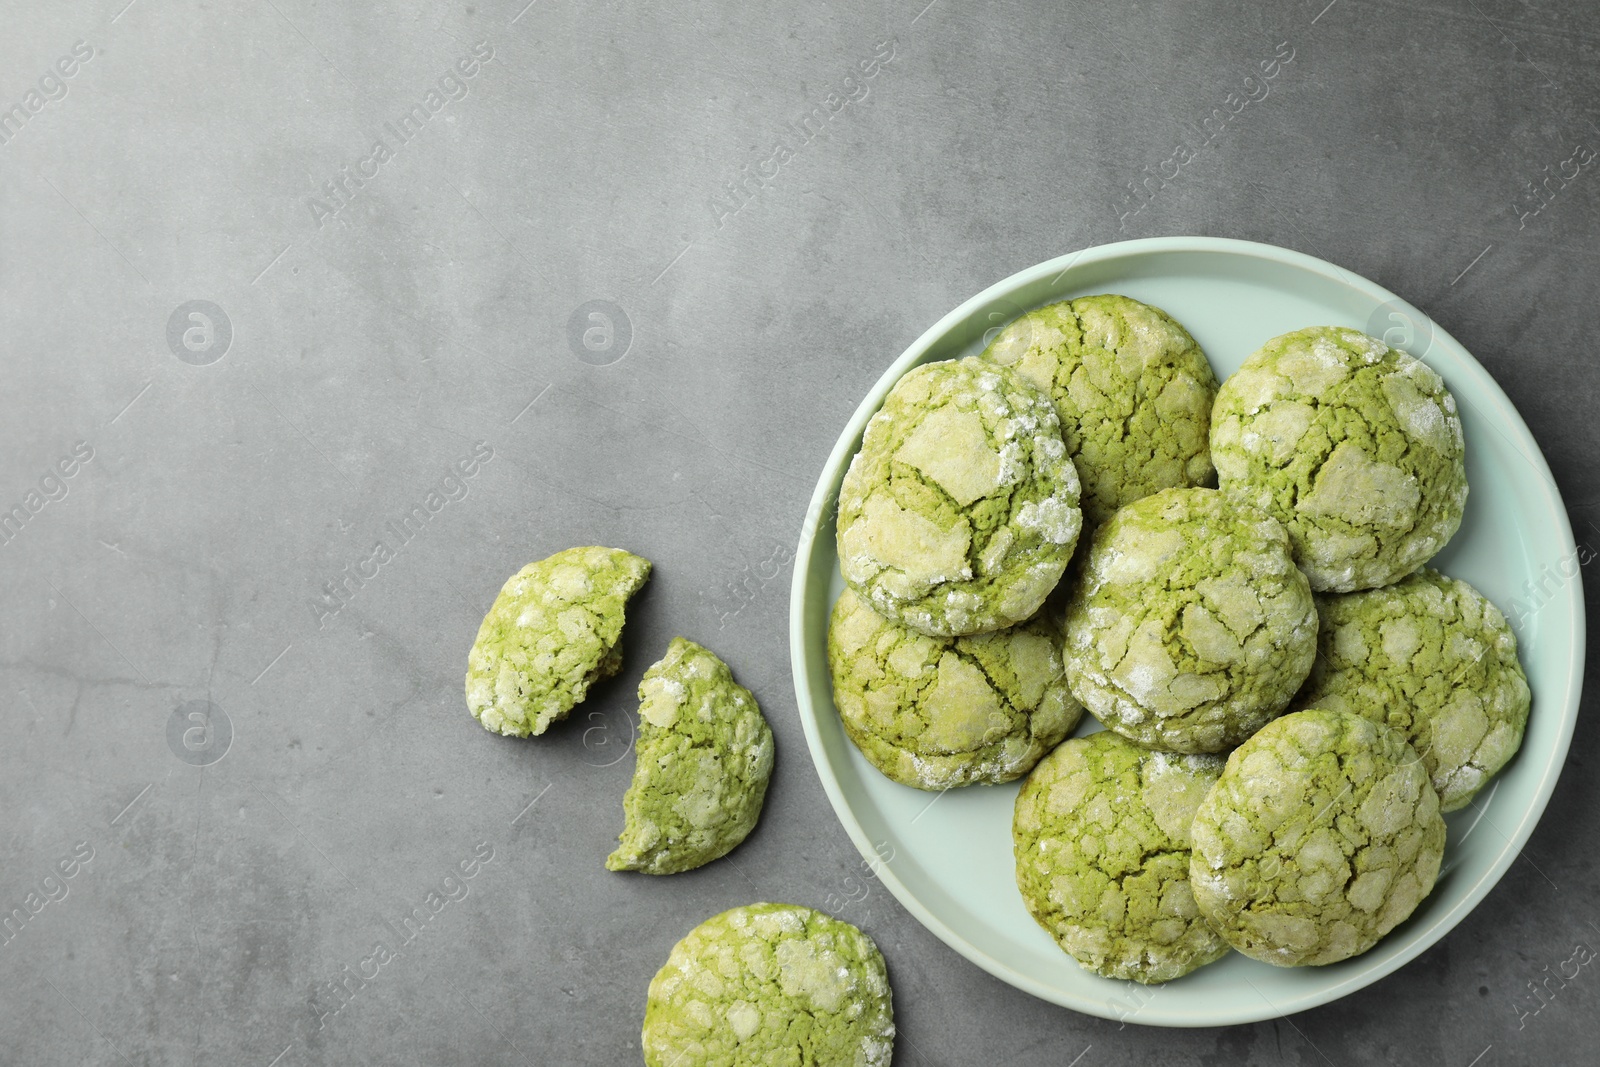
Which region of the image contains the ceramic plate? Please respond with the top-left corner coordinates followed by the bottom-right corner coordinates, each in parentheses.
top-left (788, 236), bottom-right (1585, 1026)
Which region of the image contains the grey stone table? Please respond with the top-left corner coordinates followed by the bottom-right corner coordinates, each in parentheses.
top-left (2, 1), bottom-right (1596, 1063)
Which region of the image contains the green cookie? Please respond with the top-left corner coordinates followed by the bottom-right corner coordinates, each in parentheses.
top-left (642, 903), bottom-right (895, 1067)
top-left (1013, 731), bottom-right (1230, 984)
top-left (979, 293), bottom-right (1218, 529)
top-left (1211, 326), bottom-right (1467, 592)
top-left (464, 547), bottom-right (651, 737)
top-left (608, 638), bottom-right (774, 875)
top-left (827, 587), bottom-right (1082, 790)
top-left (1189, 709), bottom-right (1446, 967)
top-left (1062, 487), bottom-right (1317, 754)
top-left (836, 356), bottom-right (1082, 637)
top-left (1296, 569), bottom-right (1530, 812)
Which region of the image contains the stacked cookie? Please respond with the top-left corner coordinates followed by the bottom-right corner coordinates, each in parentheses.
top-left (829, 307), bottom-right (1531, 986)
top-left (828, 297), bottom-right (1223, 790)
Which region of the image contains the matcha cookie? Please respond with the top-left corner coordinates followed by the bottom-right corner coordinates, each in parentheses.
top-left (1013, 731), bottom-right (1230, 984)
top-left (836, 357), bottom-right (1082, 637)
top-left (827, 587), bottom-right (1082, 790)
top-left (642, 903), bottom-right (895, 1067)
top-left (979, 294), bottom-right (1218, 529)
top-left (608, 639), bottom-right (774, 875)
top-left (1061, 487), bottom-right (1317, 754)
top-left (465, 547), bottom-right (651, 737)
top-left (1211, 326), bottom-right (1467, 592)
top-left (1296, 569), bottom-right (1530, 812)
top-left (1190, 708), bottom-right (1446, 967)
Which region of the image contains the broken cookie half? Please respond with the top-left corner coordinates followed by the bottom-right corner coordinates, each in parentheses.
top-left (465, 546), bottom-right (651, 737)
top-left (608, 638), bottom-right (774, 875)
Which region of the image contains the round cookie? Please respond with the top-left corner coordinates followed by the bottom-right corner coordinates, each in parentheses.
top-left (1295, 569), bottom-right (1530, 813)
top-left (827, 587), bottom-right (1082, 790)
top-left (642, 903), bottom-right (895, 1067)
top-left (1189, 708), bottom-right (1446, 967)
top-left (608, 638), bottom-right (774, 875)
top-left (979, 293), bottom-right (1218, 529)
top-left (1061, 487), bottom-right (1317, 754)
top-left (836, 356), bottom-right (1082, 637)
top-left (1013, 731), bottom-right (1230, 984)
top-left (465, 546), bottom-right (651, 737)
top-left (1210, 325), bottom-right (1467, 592)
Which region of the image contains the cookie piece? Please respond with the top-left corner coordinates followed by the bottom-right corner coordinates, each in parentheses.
top-left (642, 903), bottom-right (895, 1067)
top-left (1189, 708), bottom-right (1446, 967)
top-left (608, 639), bottom-right (774, 875)
top-left (1296, 569), bottom-right (1530, 812)
top-left (464, 547), bottom-right (651, 737)
top-left (979, 293), bottom-right (1218, 529)
top-left (836, 357), bottom-right (1082, 637)
top-left (1210, 326), bottom-right (1467, 592)
top-left (827, 587), bottom-right (1082, 790)
top-left (1061, 487), bottom-right (1317, 754)
top-left (1013, 731), bottom-right (1230, 984)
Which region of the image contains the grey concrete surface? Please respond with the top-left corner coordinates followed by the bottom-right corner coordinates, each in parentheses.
top-left (2, 0), bottom-right (1597, 1063)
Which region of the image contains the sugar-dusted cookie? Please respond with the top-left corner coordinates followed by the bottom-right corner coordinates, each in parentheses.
top-left (1190, 709), bottom-right (1446, 967)
top-left (828, 587), bottom-right (1081, 790)
top-left (1297, 569), bottom-right (1529, 812)
top-left (836, 357), bottom-right (1081, 637)
top-left (1062, 488), bottom-right (1316, 754)
top-left (1013, 731), bottom-right (1230, 983)
top-left (1211, 326), bottom-right (1466, 592)
top-left (980, 293), bottom-right (1218, 529)
top-left (642, 903), bottom-right (895, 1067)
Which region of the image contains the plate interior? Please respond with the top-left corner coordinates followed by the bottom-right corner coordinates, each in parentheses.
top-left (790, 239), bottom-right (1584, 1026)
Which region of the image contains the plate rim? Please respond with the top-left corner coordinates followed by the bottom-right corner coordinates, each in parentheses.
top-left (786, 235), bottom-right (1587, 1026)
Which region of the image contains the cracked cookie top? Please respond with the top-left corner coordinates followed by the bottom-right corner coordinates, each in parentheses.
top-left (1296, 568), bottom-right (1529, 812)
top-left (836, 356), bottom-right (1082, 637)
top-left (1013, 731), bottom-right (1230, 984)
top-left (642, 903), bottom-right (894, 1067)
top-left (978, 293), bottom-right (1219, 529)
top-left (464, 546), bottom-right (651, 737)
top-left (1189, 708), bottom-right (1447, 967)
top-left (1062, 487), bottom-right (1317, 754)
top-left (608, 638), bottom-right (774, 875)
top-left (827, 586), bottom-right (1082, 790)
top-left (1210, 326), bottom-right (1467, 592)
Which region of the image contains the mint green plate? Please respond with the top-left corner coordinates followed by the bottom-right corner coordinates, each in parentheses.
top-left (789, 237), bottom-right (1585, 1026)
